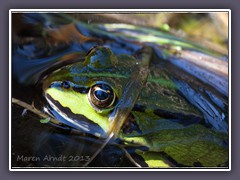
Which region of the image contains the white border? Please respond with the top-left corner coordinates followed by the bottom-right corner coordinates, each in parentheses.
top-left (9, 9), bottom-right (231, 172)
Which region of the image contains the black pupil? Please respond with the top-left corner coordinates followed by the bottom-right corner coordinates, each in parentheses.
top-left (89, 83), bottom-right (115, 109)
top-left (94, 90), bottom-right (109, 101)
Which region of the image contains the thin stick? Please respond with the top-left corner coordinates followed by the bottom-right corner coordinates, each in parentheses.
top-left (120, 147), bottom-right (142, 167)
top-left (12, 98), bottom-right (60, 124)
top-left (83, 132), bottom-right (114, 167)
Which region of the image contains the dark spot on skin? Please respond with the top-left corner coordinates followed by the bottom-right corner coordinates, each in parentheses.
top-left (122, 113), bottom-right (142, 134)
top-left (153, 109), bottom-right (204, 126)
top-left (49, 81), bottom-right (89, 94)
top-left (62, 81), bottom-right (70, 89)
top-left (153, 109), bottom-right (179, 119)
top-left (72, 86), bottom-right (89, 94)
top-left (133, 104), bottom-right (146, 112)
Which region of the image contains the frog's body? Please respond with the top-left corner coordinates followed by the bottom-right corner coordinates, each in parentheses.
top-left (43, 46), bottom-right (228, 167)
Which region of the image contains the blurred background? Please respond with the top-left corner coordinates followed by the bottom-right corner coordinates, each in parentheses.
top-left (12, 12), bottom-right (228, 54)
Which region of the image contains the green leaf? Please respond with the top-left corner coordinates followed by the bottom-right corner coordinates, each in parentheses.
top-left (40, 117), bottom-right (51, 123)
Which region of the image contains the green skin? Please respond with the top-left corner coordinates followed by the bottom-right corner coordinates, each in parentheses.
top-left (43, 46), bottom-right (228, 168)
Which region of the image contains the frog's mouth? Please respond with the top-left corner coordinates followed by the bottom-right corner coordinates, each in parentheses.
top-left (45, 90), bottom-right (143, 138)
top-left (45, 93), bottom-right (106, 138)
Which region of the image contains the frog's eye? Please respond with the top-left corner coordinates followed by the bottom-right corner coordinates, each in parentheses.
top-left (88, 83), bottom-right (116, 110)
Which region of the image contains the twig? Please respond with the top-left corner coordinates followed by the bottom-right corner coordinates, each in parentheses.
top-left (83, 132), bottom-right (114, 167)
top-left (120, 147), bottom-right (142, 167)
top-left (12, 97), bottom-right (60, 125)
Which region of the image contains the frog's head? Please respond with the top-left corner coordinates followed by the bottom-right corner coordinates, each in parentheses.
top-left (43, 46), bottom-right (138, 138)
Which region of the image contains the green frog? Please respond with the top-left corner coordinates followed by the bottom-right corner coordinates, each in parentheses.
top-left (42, 45), bottom-right (228, 168)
